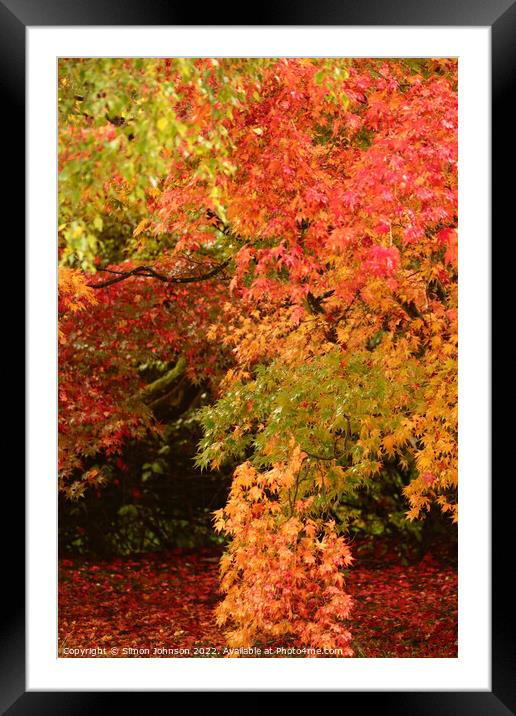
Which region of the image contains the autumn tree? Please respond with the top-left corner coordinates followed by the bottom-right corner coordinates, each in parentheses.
top-left (59, 57), bottom-right (457, 652)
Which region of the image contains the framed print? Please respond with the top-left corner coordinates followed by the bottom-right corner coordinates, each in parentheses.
top-left (7, 0), bottom-right (509, 709)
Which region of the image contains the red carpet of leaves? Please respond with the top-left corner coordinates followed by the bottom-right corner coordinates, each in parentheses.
top-left (59, 542), bottom-right (457, 658)
top-left (347, 542), bottom-right (457, 657)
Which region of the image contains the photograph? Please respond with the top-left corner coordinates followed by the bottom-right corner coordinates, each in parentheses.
top-left (11, 5), bottom-right (501, 704)
top-left (57, 56), bottom-right (459, 660)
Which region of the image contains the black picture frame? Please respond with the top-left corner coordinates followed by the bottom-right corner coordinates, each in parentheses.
top-left (8, 0), bottom-right (509, 710)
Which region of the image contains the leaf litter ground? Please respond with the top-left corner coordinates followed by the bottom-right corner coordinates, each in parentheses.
top-left (59, 541), bottom-right (457, 658)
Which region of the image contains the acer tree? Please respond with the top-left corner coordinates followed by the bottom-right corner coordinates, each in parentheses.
top-left (59, 57), bottom-right (457, 653)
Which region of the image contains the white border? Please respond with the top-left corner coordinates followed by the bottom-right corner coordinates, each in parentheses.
top-left (27, 27), bottom-right (490, 691)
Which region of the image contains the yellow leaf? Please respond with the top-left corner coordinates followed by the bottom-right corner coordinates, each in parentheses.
top-left (382, 434), bottom-right (396, 458)
top-left (133, 219), bottom-right (149, 237)
top-left (248, 486), bottom-right (263, 502)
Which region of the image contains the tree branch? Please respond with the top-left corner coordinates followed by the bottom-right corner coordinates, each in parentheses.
top-left (139, 356), bottom-right (187, 404)
top-left (86, 256), bottom-right (234, 289)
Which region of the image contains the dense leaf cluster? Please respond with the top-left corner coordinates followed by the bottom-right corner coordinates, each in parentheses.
top-left (59, 57), bottom-right (457, 652)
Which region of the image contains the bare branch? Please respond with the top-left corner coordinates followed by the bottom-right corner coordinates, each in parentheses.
top-left (86, 256), bottom-right (234, 289)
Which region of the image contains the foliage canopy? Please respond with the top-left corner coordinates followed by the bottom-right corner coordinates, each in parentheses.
top-left (59, 57), bottom-right (458, 651)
